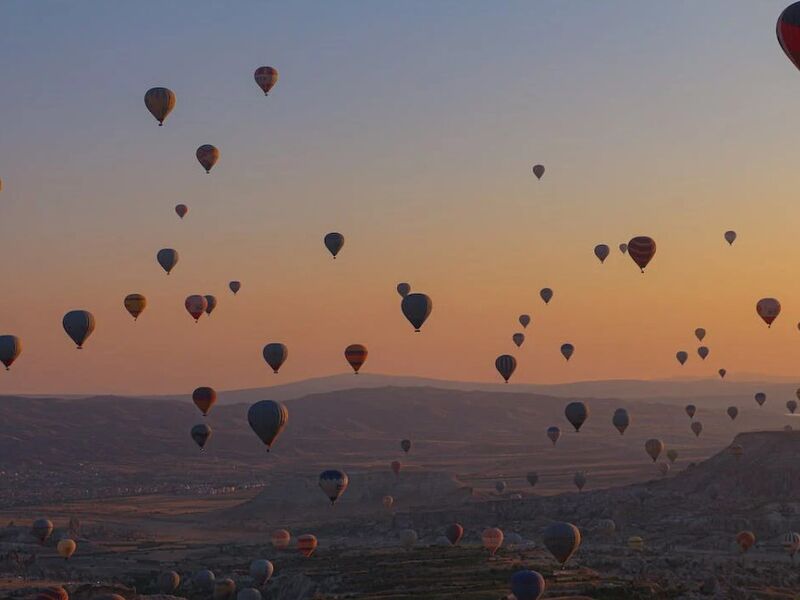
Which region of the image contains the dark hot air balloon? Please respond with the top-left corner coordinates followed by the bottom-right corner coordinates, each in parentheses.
top-left (0, 335), bottom-right (22, 370)
top-left (627, 236), bottom-right (656, 272)
top-left (318, 469), bottom-right (349, 505)
top-left (254, 66), bottom-right (279, 95)
top-left (594, 244), bottom-right (610, 263)
top-left (344, 344), bottom-right (368, 374)
top-left (157, 248), bottom-right (179, 274)
top-left (543, 522), bottom-right (581, 565)
top-left (565, 401), bottom-right (588, 432)
top-left (495, 354), bottom-right (517, 383)
top-left (532, 164), bottom-right (545, 179)
top-left (192, 387), bottom-right (217, 416)
top-left (175, 204), bottom-right (188, 219)
top-left (612, 408), bottom-right (630, 435)
top-left (263, 343), bottom-right (288, 373)
top-left (324, 232), bottom-right (345, 258)
top-left (401, 293), bottom-right (432, 332)
top-left (445, 523), bottom-right (464, 546)
top-left (191, 424), bottom-right (212, 449)
top-left (62, 310), bottom-right (95, 349)
top-left (510, 570), bottom-right (545, 600)
top-left (676, 351), bottom-right (688, 365)
top-left (196, 144), bottom-right (219, 173)
top-left (144, 87), bottom-right (176, 126)
top-left (247, 400), bottom-right (289, 451)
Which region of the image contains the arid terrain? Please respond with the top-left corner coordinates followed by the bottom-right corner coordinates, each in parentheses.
top-left (2, 379), bottom-right (800, 598)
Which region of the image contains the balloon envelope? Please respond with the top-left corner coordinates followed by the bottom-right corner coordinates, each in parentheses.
top-left (62, 310), bottom-right (95, 349)
top-left (691, 421), bottom-right (703, 437)
top-left (175, 204), bottom-right (188, 218)
top-left (401, 293), bottom-right (433, 332)
top-left (546, 426), bottom-right (561, 445)
top-left (157, 248), bottom-right (179, 274)
top-left (263, 343), bottom-right (288, 373)
top-left (594, 244), bottom-right (610, 263)
top-left (445, 523), bottom-right (464, 546)
top-left (756, 297), bottom-right (781, 327)
top-left (0, 335), bottom-right (22, 370)
top-left (565, 401), bottom-right (588, 431)
top-left (297, 534), bottom-right (318, 557)
top-left (158, 571), bottom-right (180, 594)
top-left (685, 404), bottom-right (696, 418)
top-left (344, 344), bottom-right (368, 373)
top-left (519, 314), bottom-right (530, 328)
top-left (526, 471), bottom-right (539, 487)
top-left (481, 527), bottom-right (504, 555)
top-left (698, 346), bottom-right (709, 360)
top-left (619, 243), bottom-right (627, 254)
top-left (185, 295), bottom-right (208, 322)
top-left (254, 66), bottom-right (279, 95)
top-left (324, 232), bottom-right (345, 258)
top-left (144, 87), bottom-right (176, 125)
top-left (192, 387), bottom-right (217, 416)
top-left (191, 423), bottom-right (212, 449)
top-left (543, 522), bottom-right (581, 565)
top-left (612, 408), bottom-right (630, 435)
top-left (204, 295), bottom-right (217, 315)
top-left (124, 294), bottom-right (147, 321)
top-left (510, 570), bottom-right (545, 600)
top-left (540, 288), bottom-right (553, 304)
top-left (788, 400), bottom-right (798, 414)
top-left (247, 400), bottom-right (289, 450)
top-left (724, 230), bottom-right (737, 245)
top-left (676, 351), bottom-right (688, 365)
top-left (271, 529), bottom-right (291, 550)
top-left (196, 144), bottom-right (220, 173)
top-left (645, 438), bottom-right (664, 462)
top-left (495, 354), bottom-right (517, 383)
top-left (532, 164), bottom-right (545, 179)
top-left (777, 3), bottom-right (800, 70)
top-left (229, 281), bottom-right (241, 294)
top-left (627, 236), bottom-right (656, 272)
top-left (695, 328), bottom-right (706, 341)
top-left (727, 406), bottom-right (738, 420)
top-left (401, 439), bottom-right (411, 453)
top-left (319, 469), bottom-right (349, 505)
top-left (512, 333), bottom-right (525, 347)
top-left (755, 392), bottom-right (766, 406)
top-left (560, 343), bottom-right (574, 361)
top-left (396, 282), bottom-right (411, 297)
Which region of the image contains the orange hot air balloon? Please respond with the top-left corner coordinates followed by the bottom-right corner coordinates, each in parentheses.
top-left (124, 294), bottom-right (147, 321)
top-left (36, 587), bottom-right (68, 600)
top-left (196, 144), bottom-right (220, 173)
top-left (756, 297), bottom-right (781, 327)
top-left (297, 534), bottom-right (318, 557)
top-left (627, 236), bottom-right (656, 272)
top-left (382, 495), bottom-right (394, 510)
top-left (57, 538), bottom-right (76, 560)
top-left (344, 344), bottom-right (368, 374)
top-left (175, 204), bottom-right (188, 219)
top-left (192, 387), bottom-right (217, 416)
top-left (736, 531), bottom-right (755, 553)
top-left (144, 87), bottom-right (176, 126)
top-left (185, 295), bottom-right (208, 322)
top-left (482, 527), bottom-right (504, 556)
top-left (391, 460), bottom-right (401, 477)
top-left (254, 66), bottom-right (279, 95)
top-left (271, 529), bottom-right (291, 550)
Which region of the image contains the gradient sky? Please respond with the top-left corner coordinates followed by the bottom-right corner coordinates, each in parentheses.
top-left (1, 1), bottom-right (800, 394)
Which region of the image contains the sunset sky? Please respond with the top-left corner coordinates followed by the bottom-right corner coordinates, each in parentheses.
top-left (1, 1), bottom-right (800, 394)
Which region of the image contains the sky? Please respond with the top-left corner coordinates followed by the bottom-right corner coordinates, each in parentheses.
top-left (1, 1), bottom-right (800, 394)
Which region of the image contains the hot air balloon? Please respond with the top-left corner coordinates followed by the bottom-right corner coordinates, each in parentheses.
top-left (727, 406), bottom-right (738, 420)
top-left (512, 333), bottom-right (525, 348)
top-left (619, 243), bottom-right (628, 254)
top-left (37, 588), bottom-right (69, 600)
top-left (510, 570), bottom-right (545, 600)
top-left (756, 297), bottom-right (781, 327)
top-left (782, 532), bottom-right (800, 558)
top-left (718, 368), bottom-right (727, 379)
top-left (391, 460), bottom-right (401, 476)
top-left (645, 438), bottom-right (664, 462)
top-left (185, 295), bottom-right (208, 322)
top-left (482, 527), bottom-right (504, 556)
top-left (495, 480), bottom-right (507, 494)
top-left (658, 462), bottom-right (670, 476)
top-left (401, 293), bottom-right (432, 332)
top-left (755, 392), bottom-right (766, 406)
top-left (262, 343), bottom-right (288, 373)
top-left (254, 66), bottom-right (279, 95)
top-left (627, 536), bottom-right (644, 551)
top-left (547, 426), bottom-right (561, 446)
top-left (319, 470), bottom-right (349, 505)
top-left (124, 294), bottom-right (147, 321)
top-left (144, 87), bottom-right (176, 126)
top-left (157, 248), bottom-right (179, 274)
top-left (158, 571), bottom-right (180, 594)
top-left (788, 399), bottom-right (798, 414)
top-left (565, 401), bottom-right (588, 432)
top-left (62, 310), bottom-right (95, 349)
top-left (627, 236), bottom-right (656, 272)
top-left (31, 518), bottom-right (53, 544)
top-left (445, 523), bottom-right (464, 546)
top-left (214, 578), bottom-right (235, 600)
top-left (691, 421), bottom-right (703, 437)
top-left (399, 529), bottom-right (418, 549)
top-left (191, 424), bottom-right (212, 450)
top-left (344, 344), bottom-right (368, 374)
top-left (57, 538), bottom-right (76, 560)
top-left (778, 3), bottom-right (800, 70)
top-left (736, 531), bottom-right (755, 553)
top-left (397, 282), bottom-right (411, 297)
top-left (676, 351), bottom-right (688, 365)
top-left (297, 534), bottom-right (318, 557)
top-left (192, 387), bottom-right (216, 416)
top-left (193, 569), bottom-right (216, 592)
top-left (695, 328), bottom-right (706, 342)
top-left (685, 404), bottom-right (696, 419)
top-left (666, 449), bottom-right (678, 464)
top-left (175, 204), bottom-right (188, 219)
top-left (0, 335), bottom-right (22, 370)
top-left (229, 281), bottom-right (241, 295)
top-left (249, 559), bottom-right (274, 586)
top-left (204, 295), bottom-right (217, 315)
top-left (540, 288), bottom-right (553, 304)
top-left (573, 471), bottom-right (587, 491)
top-left (526, 471), bottom-right (539, 487)
top-left (594, 244), bottom-right (610, 263)
top-left (323, 232), bottom-right (345, 258)
top-left (400, 439), bottom-right (411, 453)
top-left (560, 343), bottom-right (574, 361)
top-left (519, 314), bottom-right (531, 328)
top-left (532, 164), bottom-right (545, 179)
top-left (383, 495), bottom-right (394, 510)
top-left (495, 354), bottom-right (517, 383)
top-left (698, 346), bottom-right (709, 360)
top-left (247, 400), bottom-right (289, 451)
top-left (271, 529), bottom-right (291, 550)
top-left (238, 589), bottom-right (262, 600)
top-left (543, 522), bottom-right (581, 565)
top-left (196, 144), bottom-right (219, 173)
top-left (724, 230), bottom-right (737, 245)
top-left (612, 408), bottom-right (630, 435)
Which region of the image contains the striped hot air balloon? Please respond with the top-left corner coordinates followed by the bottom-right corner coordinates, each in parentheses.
top-left (144, 87), bottom-right (176, 126)
top-left (254, 66), bottom-right (279, 95)
top-left (297, 534), bottom-right (318, 557)
top-left (495, 354), bottom-right (517, 383)
top-left (756, 297), bottom-right (781, 327)
top-left (344, 344), bottom-right (368, 374)
top-left (627, 236), bottom-right (656, 272)
top-left (778, 3), bottom-right (800, 70)
top-left (196, 144), bottom-right (219, 173)
top-left (192, 387), bottom-right (217, 416)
